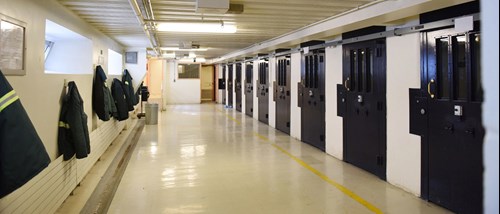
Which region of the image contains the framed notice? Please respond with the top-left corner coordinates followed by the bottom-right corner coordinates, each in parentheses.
top-left (0, 14), bottom-right (26, 76)
top-left (125, 51), bottom-right (138, 64)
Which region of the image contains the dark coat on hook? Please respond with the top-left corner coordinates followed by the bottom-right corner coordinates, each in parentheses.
top-left (111, 78), bottom-right (129, 121)
top-left (122, 69), bottom-right (136, 111)
top-left (92, 66), bottom-right (117, 121)
top-left (0, 70), bottom-right (50, 198)
top-left (58, 81), bottom-right (91, 161)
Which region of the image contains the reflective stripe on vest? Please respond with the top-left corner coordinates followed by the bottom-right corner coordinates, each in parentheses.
top-left (58, 121), bottom-right (70, 129)
top-left (0, 90), bottom-right (20, 113)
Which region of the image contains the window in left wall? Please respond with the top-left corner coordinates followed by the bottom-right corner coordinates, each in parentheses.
top-left (44, 19), bottom-right (92, 74)
top-left (107, 49), bottom-right (123, 75)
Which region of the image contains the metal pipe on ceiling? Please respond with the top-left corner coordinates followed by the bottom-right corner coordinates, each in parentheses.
top-left (128, 0), bottom-right (161, 56)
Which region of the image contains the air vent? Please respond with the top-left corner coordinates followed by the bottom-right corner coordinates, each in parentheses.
top-left (196, 0), bottom-right (229, 14)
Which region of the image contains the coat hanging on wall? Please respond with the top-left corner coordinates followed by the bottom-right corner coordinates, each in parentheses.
top-left (0, 70), bottom-right (50, 198)
top-left (58, 81), bottom-right (91, 161)
top-left (92, 65), bottom-right (117, 121)
top-left (122, 69), bottom-right (136, 111)
top-left (111, 78), bottom-right (129, 121)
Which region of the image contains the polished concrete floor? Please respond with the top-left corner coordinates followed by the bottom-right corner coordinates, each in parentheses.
top-left (108, 104), bottom-right (451, 214)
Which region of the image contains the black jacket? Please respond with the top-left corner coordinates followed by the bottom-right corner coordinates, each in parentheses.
top-left (0, 70), bottom-right (50, 198)
top-left (92, 66), bottom-right (116, 121)
top-left (58, 81), bottom-right (91, 161)
top-left (122, 69), bottom-right (136, 111)
top-left (111, 78), bottom-right (129, 121)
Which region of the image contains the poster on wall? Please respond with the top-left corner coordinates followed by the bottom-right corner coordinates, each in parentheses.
top-left (0, 14), bottom-right (26, 76)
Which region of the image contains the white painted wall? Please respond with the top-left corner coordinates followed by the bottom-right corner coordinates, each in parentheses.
top-left (232, 64), bottom-right (236, 108)
top-left (386, 33), bottom-right (422, 196)
top-left (45, 39), bottom-right (93, 75)
top-left (253, 60), bottom-right (259, 120)
top-left (164, 61), bottom-right (201, 105)
top-left (290, 52), bottom-right (301, 140)
top-left (1, 0), bottom-right (122, 160)
top-left (125, 48), bottom-right (147, 89)
top-left (325, 45), bottom-right (343, 160)
top-left (269, 57), bottom-right (277, 128)
top-left (241, 62), bottom-right (246, 114)
top-left (482, 1), bottom-right (499, 213)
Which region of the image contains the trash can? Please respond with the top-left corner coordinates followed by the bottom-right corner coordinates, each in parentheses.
top-left (145, 103), bottom-right (159, 125)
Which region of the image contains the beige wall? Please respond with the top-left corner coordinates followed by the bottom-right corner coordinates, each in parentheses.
top-left (1, 0), bottom-right (123, 160)
top-left (386, 32), bottom-right (422, 196)
top-left (146, 59), bottom-right (163, 100)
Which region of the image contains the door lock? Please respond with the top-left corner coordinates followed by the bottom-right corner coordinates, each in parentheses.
top-left (420, 108), bottom-right (426, 115)
top-left (309, 90), bottom-right (314, 97)
top-left (357, 95), bottom-right (363, 103)
top-left (454, 105), bottom-right (463, 117)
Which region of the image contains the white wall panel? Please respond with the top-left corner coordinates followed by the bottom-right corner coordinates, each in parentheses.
top-left (290, 52), bottom-right (302, 140)
top-left (386, 33), bottom-right (421, 196)
top-left (325, 45), bottom-right (343, 160)
top-left (269, 57), bottom-right (277, 128)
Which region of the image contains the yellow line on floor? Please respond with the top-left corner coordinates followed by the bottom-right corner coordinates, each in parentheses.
top-left (216, 107), bottom-right (383, 213)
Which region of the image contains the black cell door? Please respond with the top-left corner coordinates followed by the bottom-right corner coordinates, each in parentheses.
top-left (235, 64), bottom-right (243, 112)
top-left (245, 62), bottom-right (254, 117)
top-left (227, 65), bottom-right (233, 108)
top-left (275, 56), bottom-right (291, 134)
top-left (300, 50), bottom-right (326, 151)
top-left (342, 39), bottom-right (386, 179)
top-left (422, 28), bottom-right (483, 214)
top-left (258, 59), bottom-right (269, 124)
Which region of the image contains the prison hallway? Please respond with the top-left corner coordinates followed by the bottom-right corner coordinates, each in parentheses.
top-left (107, 104), bottom-right (451, 214)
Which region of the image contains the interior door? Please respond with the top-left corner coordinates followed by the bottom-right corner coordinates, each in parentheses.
top-left (276, 56), bottom-right (291, 134)
top-left (235, 64), bottom-right (242, 112)
top-left (300, 50), bottom-right (326, 151)
top-left (423, 28), bottom-right (483, 214)
top-left (342, 39), bottom-right (386, 180)
top-left (245, 62), bottom-right (254, 117)
top-left (258, 59), bottom-right (269, 124)
top-left (227, 65), bottom-right (233, 108)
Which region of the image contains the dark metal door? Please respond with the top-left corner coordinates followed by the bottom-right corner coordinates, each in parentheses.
top-left (300, 50), bottom-right (325, 151)
top-left (227, 65), bottom-right (233, 108)
top-left (342, 39), bottom-right (386, 179)
top-left (275, 56), bottom-right (291, 134)
top-left (258, 59), bottom-right (269, 124)
top-left (235, 64), bottom-right (242, 112)
top-left (245, 62), bottom-right (254, 117)
top-left (422, 28), bottom-right (483, 214)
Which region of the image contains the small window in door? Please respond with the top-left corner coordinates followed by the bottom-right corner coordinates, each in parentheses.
top-left (453, 35), bottom-right (467, 101)
top-left (366, 49), bottom-right (373, 93)
top-left (359, 50), bottom-right (365, 92)
top-left (471, 33), bottom-right (482, 102)
top-left (350, 50), bottom-right (357, 92)
top-left (436, 38), bottom-right (450, 99)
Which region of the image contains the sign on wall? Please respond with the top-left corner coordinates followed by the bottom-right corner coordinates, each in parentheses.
top-left (0, 14), bottom-right (26, 76)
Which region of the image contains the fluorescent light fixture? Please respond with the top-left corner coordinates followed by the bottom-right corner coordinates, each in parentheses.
top-left (179, 57), bottom-right (206, 63)
top-left (156, 21), bottom-right (237, 33)
top-left (160, 47), bottom-right (208, 52)
top-left (162, 52), bottom-right (176, 58)
top-left (189, 53), bottom-right (197, 58)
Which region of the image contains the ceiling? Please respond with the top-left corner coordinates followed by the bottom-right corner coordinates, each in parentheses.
top-left (58, 0), bottom-right (380, 59)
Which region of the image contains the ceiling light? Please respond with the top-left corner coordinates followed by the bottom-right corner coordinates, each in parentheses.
top-left (162, 52), bottom-right (176, 58)
top-left (160, 47), bottom-right (208, 51)
top-left (179, 57), bottom-right (206, 63)
top-left (156, 21), bottom-right (237, 33)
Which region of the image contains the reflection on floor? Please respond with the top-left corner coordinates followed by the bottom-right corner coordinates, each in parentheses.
top-left (108, 104), bottom-right (450, 214)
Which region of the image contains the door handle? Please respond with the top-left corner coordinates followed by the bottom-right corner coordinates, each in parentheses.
top-left (345, 78), bottom-right (351, 91)
top-left (428, 79), bottom-right (436, 99)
